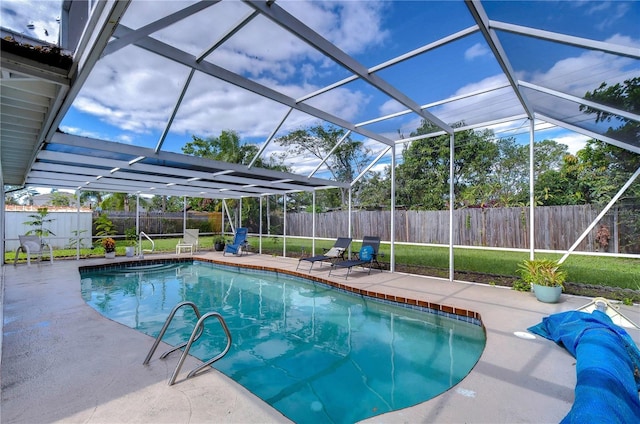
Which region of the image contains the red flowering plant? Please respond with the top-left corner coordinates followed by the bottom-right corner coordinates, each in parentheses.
top-left (102, 237), bottom-right (116, 253)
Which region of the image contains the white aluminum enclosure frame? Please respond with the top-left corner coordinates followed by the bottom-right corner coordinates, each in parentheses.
top-left (2, 0), bottom-right (638, 268)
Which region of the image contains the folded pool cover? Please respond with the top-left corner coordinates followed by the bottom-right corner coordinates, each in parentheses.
top-left (528, 310), bottom-right (640, 423)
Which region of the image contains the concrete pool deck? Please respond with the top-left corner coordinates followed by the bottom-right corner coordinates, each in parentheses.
top-left (2, 252), bottom-right (639, 423)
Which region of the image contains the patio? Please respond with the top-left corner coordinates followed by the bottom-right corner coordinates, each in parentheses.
top-left (2, 252), bottom-right (638, 423)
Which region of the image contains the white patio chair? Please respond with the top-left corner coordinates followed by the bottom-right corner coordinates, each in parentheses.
top-left (176, 229), bottom-right (199, 254)
top-left (14, 235), bottom-right (53, 266)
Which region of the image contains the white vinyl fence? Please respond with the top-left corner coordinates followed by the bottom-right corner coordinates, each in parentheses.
top-left (5, 209), bottom-right (93, 251)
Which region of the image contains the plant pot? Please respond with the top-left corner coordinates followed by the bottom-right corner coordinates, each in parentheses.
top-left (532, 284), bottom-right (562, 303)
top-left (125, 246), bottom-right (135, 257)
top-left (214, 242), bottom-right (225, 252)
top-left (105, 251), bottom-right (116, 259)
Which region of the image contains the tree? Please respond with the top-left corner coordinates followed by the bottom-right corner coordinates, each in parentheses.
top-left (276, 125), bottom-right (372, 207)
top-left (573, 77), bottom-right (640, 251)
top-left (580, 77), bottom-right (639, 145)
top-left (149, 195), bottom-right (184, 212)
top-left (23, 207), bottom-right (55, 238)
top-left (534, 140), bottom-right (640, 206)
top-left (100, 193), bottom-right (146, 212)
top-left (184, 130), bottom-right (255, 213)
top-left (395, 120), bottom-right (499, 210)
top-left (486, 137), bottom-right (529, 206)
top-left (538, 78), bottom-right (640, 207)
top-left (5, 187), bottom-right (38, 205)
top-left (79, 191), bottom-right (104, 209)
top-left (50, 191), bottom-right (71, 206)
top-left (183, 130), bottom-right (262, 166)
top-left (533, 139), bottom-right (569, 175)
top-left (569, 140), bottom-right (640, 206)
top-left (354, 171), bottom-right (391, 210)
top-left (182, 130), bottom-right (287, 229)
top-left (94, 213), bottom-right (115, 238)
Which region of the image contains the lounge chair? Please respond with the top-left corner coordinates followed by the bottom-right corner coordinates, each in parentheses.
top-left (329, 236), bottom-right (383, 279)
top-left (176, 229), bottom-right (199, 254)
top-left (296, 237), bottom-right (352, 272)
top-left (14, 235), bottom-right (53, 266)
top-left (223, 227), bottom-right (249, 256)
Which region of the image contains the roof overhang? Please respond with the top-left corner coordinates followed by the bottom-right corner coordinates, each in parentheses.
top-left (0, 28), bottom-right (71, 187)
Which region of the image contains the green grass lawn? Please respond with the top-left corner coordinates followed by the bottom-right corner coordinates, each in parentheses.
top-left (258, 238), bottom-right (639, 290)
top-left (7, 235), bottom-right (639, 291)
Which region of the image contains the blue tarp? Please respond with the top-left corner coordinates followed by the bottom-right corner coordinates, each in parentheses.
top-left (528, 310), bottom-right (640, 423)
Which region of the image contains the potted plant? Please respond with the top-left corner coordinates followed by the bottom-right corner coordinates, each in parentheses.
top-left (124, 227), bottom-right (137, 257)
top-left (214, 235), bottom-right (226, 252)
top-left (102, 237), bottom-right (116, 259)
top-left (517, 259), bottom-right (567, 303)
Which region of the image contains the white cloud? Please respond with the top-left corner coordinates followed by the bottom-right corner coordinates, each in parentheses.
top-left (303, 87), bottom-right (371, 122)
top-left (581, 0), bottom-right (630, 32)
top-left (280, 0), bottom-right (390, 55)
top-left (464, 43), bottom-right (489, 61)
top-left (1, 0), bottom-right (61, 43)
top-left (59, 0), bottom-right (390, 154)
top-left (378, 99), bottom-right (406, 116)
top-left (59, 125), bottom-right (130, 144)
top-left (553, 133), bottom-right (589, 155)
top-left (485, 120), bottom-right (589, 154)
top-left (529, 48), bottom-right (638, 98)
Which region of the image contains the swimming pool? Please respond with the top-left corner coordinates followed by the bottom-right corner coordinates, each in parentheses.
top-left (80, 261), bottom-right (485, 423)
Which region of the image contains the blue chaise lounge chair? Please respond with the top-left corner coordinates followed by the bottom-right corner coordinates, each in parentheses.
top-left (329, 236), bottom-right (383, 279)
top-left (296, 237), bottom-right (352, 272)
top-left (223, 227), bottom-right (249, 256)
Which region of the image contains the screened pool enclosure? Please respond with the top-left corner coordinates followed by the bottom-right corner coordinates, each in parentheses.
top-left (1, 1), bottom-right (639, 270)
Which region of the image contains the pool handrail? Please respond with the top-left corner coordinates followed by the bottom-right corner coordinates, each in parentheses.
top-left (143, 300), bottom-right (233, 386)
top-left (138, 231), bottom-right (155, 257)
top-left (143, 301), bottom-right (202, 365)
top-left (169, 311), bottom-right (232, 385)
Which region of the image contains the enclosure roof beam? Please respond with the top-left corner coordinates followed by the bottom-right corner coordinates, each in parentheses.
top-left (197, 9), bottom-right (260, 62)
top-left (29, 162), bottom-right (294, 196)
top-left (308, 130), bottom-right (351, 179)
top-left (558, 165), bottom-right (640, 264)
top-left (51, 132), bottom-right (349, 188)
top-left (351, 146), bottom-right (391, 186)
top-left (491, 21), bottom-right (640, 59)
top-left (155, 68), bottom-right (195, 153)
top-left (520, 81), bottom-right (640, 123)
top-left (33, 152), bottom-right (313, 194)
top-left (101, 1), bottom-right (221, 58)
top-left (244, 0), bottom-right (454, 135)
top-left (538, 114), bottom-right (640, 154)
top-left (248, 107), bottom-right (293, 169)
top-left (41, 0), bottom-right (130, 153)
top-left (296, 25), bottom-right (478, 104)
top-left (391, 113), bottom-right (530, 145)
top-left (356, 83), bottom-right (512, 128)
top-left (465, 0), bottom-right (535, 120)
top-left (110, 24), bottom-right (395, 147)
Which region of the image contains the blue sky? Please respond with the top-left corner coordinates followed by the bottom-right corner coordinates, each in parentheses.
top-left (2, 0), bottom-right (639, 178)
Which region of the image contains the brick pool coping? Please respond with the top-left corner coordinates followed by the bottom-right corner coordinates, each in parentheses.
top-left (80, 257), bottom-right (484, 328)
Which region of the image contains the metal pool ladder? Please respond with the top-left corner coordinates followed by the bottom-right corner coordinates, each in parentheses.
top-left (143, 301), bottom-right (232, 385)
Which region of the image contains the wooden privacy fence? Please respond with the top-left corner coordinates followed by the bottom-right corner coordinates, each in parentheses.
top-left (101, 211), bottom-right (223, 236)
top-left (285, 204), bottom-right (640, 253)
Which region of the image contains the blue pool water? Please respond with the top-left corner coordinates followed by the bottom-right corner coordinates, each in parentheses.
top-left (81, 261), bottom-right (485, 423)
